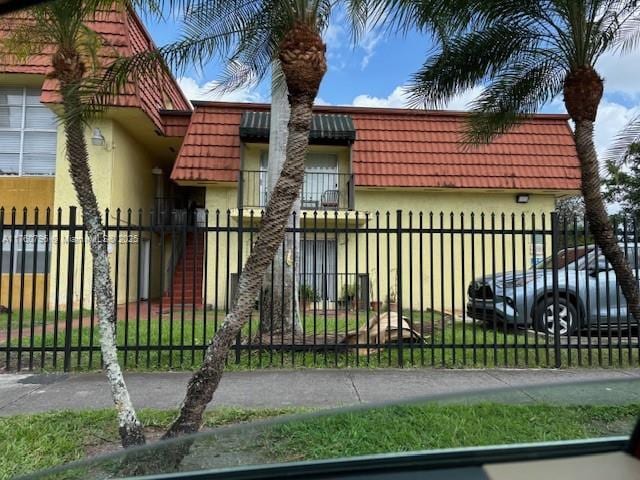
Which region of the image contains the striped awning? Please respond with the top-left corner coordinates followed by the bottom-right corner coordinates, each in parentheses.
top-left (240, 111), bottom-right (356, 143)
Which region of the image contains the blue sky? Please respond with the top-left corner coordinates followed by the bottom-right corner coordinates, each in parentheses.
top-left (144, 10), bottom-right (432, 105)
top-left (142, 9), bottom-right (640, 154)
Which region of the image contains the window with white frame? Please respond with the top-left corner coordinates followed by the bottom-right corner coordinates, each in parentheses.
top-left (1, 230), bottom-right (51, 274)
top-left (0, 87), bottom-right (57, 176)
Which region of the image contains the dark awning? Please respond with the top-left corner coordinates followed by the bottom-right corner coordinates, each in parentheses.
top-left (240, 111), bottom-right (356, 143)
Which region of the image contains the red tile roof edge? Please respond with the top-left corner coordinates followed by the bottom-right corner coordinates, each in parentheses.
top-left (173, 101), bottom-right (580, 191)
top-left (170, 107), bottom-right (200, 181)
top-left (159, 109), bottom-right (193, 115)
top-left (190, 100), bottom-right (571, 121)
top-left (125, 7), bottom-right (191, 113)
top-left (0, 5), bottom-right (191, 135)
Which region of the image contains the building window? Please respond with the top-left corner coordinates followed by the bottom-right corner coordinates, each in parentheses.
top-left (258, 152), bottom-right (340, 209)
top-left (0, 87), bottom-right (57, 176)
top-left (1, 230), bottom-right (51, 274)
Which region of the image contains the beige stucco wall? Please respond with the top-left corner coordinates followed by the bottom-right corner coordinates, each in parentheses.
top-left (202, 178), bottom-right (558, 315)
top-left (49, 118), bottom-right (160, 309)
top-left (0, 75), bottom-right (163, 312)
top-left (345, 189), bottom-right (555, 314)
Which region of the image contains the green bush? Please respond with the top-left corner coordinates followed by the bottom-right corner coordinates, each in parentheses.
top-left (340, 283), bottom-right (357, 302)
top-left (299, 284), bottom-right (319, 302)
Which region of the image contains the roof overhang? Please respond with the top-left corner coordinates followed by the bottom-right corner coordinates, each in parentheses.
top-left (239, 111), bottom-right (356, 145)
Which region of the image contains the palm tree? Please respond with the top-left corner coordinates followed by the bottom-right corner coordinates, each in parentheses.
top-left (403, 0), bottom-right (640, 322)
top-left (261, 66), bottom-right (303, 338)
top-left (97, 0), bottom-right (370, 438)
top-left (2, 0), bottom-right (145, 447)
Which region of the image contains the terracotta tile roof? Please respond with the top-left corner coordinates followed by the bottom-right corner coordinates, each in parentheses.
top-left (350, 109), bottom-right (580, 189)
top-left (0, 6), bottom-right (190, 135)
top-left (161, 110), bottom-right (192, 138)
top-left (171, 104), bottom-right (257, 182)
top-left (172, 101), bottom-right (580, 192)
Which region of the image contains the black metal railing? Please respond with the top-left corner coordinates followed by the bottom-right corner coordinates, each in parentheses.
top-left (153, 197), bottom-right (188, 226)
top-left (1, 206), bottom-right (639, 372)
top-left (239, 170), bottom-right (355, 210)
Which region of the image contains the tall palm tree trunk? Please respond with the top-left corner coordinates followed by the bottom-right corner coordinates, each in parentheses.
top-left (58, 56), bottom-right (145, 447)
top-left (575, 119), bottom-right (640, 321)
top-left (261, 63), bottom-right (303, 337)
top-left (565, 66), bottom-right (640, 323)
top-left (164, 23), bottom-right (326, 439)
top-left (164, 98), bottom-right (314, 438)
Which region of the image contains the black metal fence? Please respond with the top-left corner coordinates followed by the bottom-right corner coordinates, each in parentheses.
top-left (1, 206), bottom-right (639, 372)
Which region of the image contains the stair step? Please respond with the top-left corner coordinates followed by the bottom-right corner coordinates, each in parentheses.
top-left (165, 233), bottom-right (205, 309)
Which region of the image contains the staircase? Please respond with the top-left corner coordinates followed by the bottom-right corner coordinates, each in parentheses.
top-left (160, 232), bottom-right (204, 310)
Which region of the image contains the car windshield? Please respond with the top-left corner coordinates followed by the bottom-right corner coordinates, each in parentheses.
top-left (535, 246), bottom-right (592, 270)
top-left (19, 379), bottom-right (640, 479)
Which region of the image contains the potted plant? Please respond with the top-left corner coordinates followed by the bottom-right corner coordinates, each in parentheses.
top-left (340, 283), bottom-right (358, 310)
top-left (299, 284), bottom-right (319, 310)
top-left (370, 300), bottom-right (382, 311)
top-left (385, 288), bottom-right (398, 312)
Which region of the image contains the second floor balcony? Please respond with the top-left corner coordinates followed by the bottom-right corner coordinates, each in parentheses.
top-left (239, 170), bottom-right (355, 211)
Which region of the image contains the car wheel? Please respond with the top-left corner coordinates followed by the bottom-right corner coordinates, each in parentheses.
top-left (535, 298), bottom-right (578, 336)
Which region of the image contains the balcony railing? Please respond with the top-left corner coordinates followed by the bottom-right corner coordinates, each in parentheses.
top-left (152, 198), bottom-right (206, 227)
top-left (239, 170), bottom-right (355, 210)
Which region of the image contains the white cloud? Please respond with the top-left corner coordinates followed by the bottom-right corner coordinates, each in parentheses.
top-left (323, 23), bottom-right (344, 47)
top-left (350, 85), bottom-right (483, 109)
top-left (597, 50), bottom-right (640, 100)
top-left (177, 77), bottom-right (266, 104)
top-left (314, 97), bottom-right (331, 106)
top-left (351, 86), bottom-right (409, 108)
top-left (594, 99), bottom-right (640, 156)
top-left (359, 28), bottom-right (383, 69)
top-left (548, 97), bottom-right (640, 157)
top-left (443, 86), bottom-right (485, 110)
top-left (323, 11), bottom-right (348, 72)
top-left (591, 48), bottom-right (640, 156)
top-left (321, 9), bottom-right (384, 71)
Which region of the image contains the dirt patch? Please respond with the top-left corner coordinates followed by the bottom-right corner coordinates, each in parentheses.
top-left (82, 424), bottom-right (274, 473)
top-left (589, 416), bottom-right (637, 437)
top-left (84, 427), bottom-right (166, 459)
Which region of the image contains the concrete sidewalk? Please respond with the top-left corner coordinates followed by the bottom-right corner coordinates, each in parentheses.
top-left (2, 368), bottom-right (640, 416)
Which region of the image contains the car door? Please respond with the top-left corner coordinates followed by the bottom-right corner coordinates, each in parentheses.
top-left (580, 248), bottom-right (618, 327)
top-left (587, 246), bottom-right (639, 327)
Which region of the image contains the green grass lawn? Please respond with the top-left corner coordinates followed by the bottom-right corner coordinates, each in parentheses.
top-left (1, 403), bottom-right (638, 479)
top-left (3, 309), bottom-right (640, 371)
top-left (0, 407), bottom-right (300, 480)
top-left (0, 309), bottom-right (90, 331)
top-left (264, 403), bottom-right (640, 462)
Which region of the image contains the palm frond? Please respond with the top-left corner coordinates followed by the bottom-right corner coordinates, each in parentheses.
top-left (465, 59), bottom-right (565, 144)
top-left (605, 115), bottom-right (640, 167)
top-left (65, 47), bottom-right (168, 123)
top-left (407, 20), bottom-right (541, 108)
top-left (368, 0), bottom-right (477, 41)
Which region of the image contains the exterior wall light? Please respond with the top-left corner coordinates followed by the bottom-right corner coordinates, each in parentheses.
top-left (516, 193), bottom-right (530, 204)
top-left (91, 127), bottom-right (105, 146)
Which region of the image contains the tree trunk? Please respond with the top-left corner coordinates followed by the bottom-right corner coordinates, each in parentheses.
top-left (164, 95), bottom-right (315, 440)
top-left (575, 119), bottom-right (640, 322)
top-left (60, 83), bottom-right (145, 448)
top-left (161, 26), bottom-right (326, 466)
top-left (260, 62), bottom-right (303, 338)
